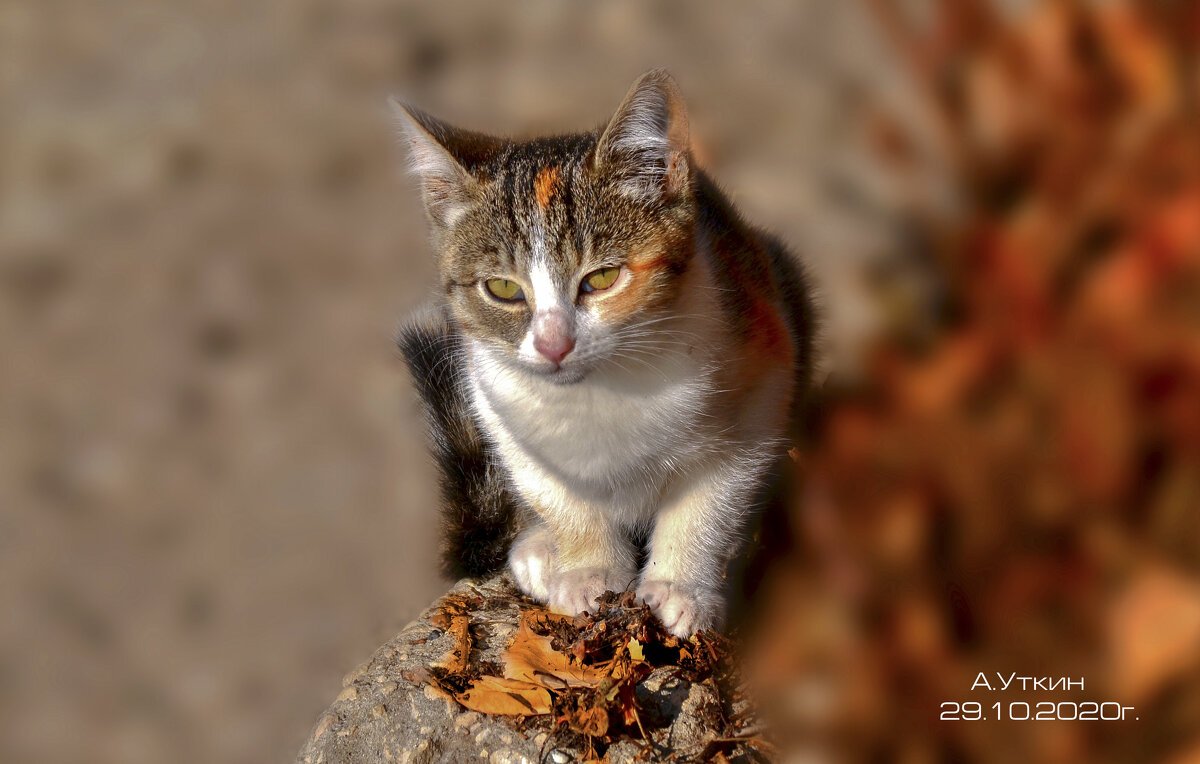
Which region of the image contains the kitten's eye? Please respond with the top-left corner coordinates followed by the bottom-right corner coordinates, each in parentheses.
top-left (484, 278), bottom-right (524, 302)
top-left (581, 267), bottom-right (620, 293)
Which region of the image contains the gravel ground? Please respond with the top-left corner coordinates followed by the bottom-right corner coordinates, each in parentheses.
top-left (0, 2), bottom-right (908, 762)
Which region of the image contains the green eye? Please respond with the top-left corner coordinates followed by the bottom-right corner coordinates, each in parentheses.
top-left (484, 278), bottom-right (524, 301)
top-left (582, 267), bottom-right (620, 293)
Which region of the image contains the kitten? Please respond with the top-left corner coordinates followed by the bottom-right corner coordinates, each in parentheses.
top-left (394, 70), bottom-right (816, 637)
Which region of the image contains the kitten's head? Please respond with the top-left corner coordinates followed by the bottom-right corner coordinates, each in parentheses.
top-left (393, 69), bottom-right (697, 384)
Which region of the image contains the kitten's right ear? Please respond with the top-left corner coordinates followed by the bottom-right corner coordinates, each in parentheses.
top-left (595, 69), bottom-right (691, 201)
top-left (389, 99), bottom-right (499, 229)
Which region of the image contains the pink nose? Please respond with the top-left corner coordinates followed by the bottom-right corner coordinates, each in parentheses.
top-left (534, 333), bottom-right (575, 364)
top-left (533, 309), bottom-right (575, 365)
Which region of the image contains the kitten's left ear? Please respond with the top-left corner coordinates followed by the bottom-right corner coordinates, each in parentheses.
top-left (389, 99), bottom-right (503, 229)
top-left (595, 69), bottom-right (691, 201)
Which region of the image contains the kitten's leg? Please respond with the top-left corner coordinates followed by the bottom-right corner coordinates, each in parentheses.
top-left (504, 457), bottom-right (640, 614)
top-left (638, 449), bottom-right (773, 637)
top-left (507, 501), bottom-right (638, 613)
top-left (509, 509), bottom-right (638, 613)
top-left (544, 504), bottom-right (639, 616)
top-left (508, 518), bottom-right (557, 601)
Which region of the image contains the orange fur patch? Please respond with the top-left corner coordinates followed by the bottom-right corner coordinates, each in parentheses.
top-left (735, 295), bottom-right (795, 407)
top-left (592, 256), bottom-right (672, 325)
top-left (626, 253), bottom-right (671, 274)
top-left (593, 272), bottom-right (656, 323)
top-left (534, 166), bottom-right (560, 210)
top-left (746, 297), bottom-right (791, 361)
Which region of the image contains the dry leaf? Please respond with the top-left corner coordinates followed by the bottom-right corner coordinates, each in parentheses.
top-left (502, 610), bottom-right (607, 689)
top-left (430, 592), bottom-right (475, 629)
top-left (455, 676), bottom-right (552, 716)
top-left (432, 613), bottom-right (471, 676)
top-left (627, 637), bottom-right (645, 662)
top-left (567, 706), bottom-right (609, 737)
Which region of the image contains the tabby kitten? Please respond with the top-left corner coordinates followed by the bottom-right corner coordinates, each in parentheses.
top-left (395, 70), bottom-right (815, 636)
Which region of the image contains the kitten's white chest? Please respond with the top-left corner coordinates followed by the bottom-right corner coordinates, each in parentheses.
top-left (469, 347), bottom-right (712, 490)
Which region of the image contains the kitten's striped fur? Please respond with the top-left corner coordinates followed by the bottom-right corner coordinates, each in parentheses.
top-left (395, 70), bottom-right (815, 636)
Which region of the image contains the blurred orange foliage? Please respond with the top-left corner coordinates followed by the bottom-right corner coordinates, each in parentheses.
top-left (754, 2), bottom-right (1200, 761)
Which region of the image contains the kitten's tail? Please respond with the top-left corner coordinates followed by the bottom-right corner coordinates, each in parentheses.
top-left (397, 310), bottom-right (519, 579)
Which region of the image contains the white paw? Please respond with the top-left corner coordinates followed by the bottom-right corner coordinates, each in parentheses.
top-left (508, 526), bottom-right (558, 602)
top-left (636, 580), bottom-right (723, 638)
top-left (548, 567), bottom-right (636, 617)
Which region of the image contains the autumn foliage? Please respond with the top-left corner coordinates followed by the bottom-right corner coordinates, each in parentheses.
top-left (749, 2), bottom-right (1200, 762)
top-left (416, 586), bottom-right (762, 762)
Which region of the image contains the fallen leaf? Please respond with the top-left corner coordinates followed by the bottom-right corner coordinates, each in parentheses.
top-left (627, 637), bottom-right (645, 662)
top-left (430, 593), bottom-right (475, 630)
top-left (616, 665), bottom-right (651, 728)
top-left (455, 676), bottom-right (552, 716)
top-left (567, 705), bottom-right (609, 737)
top-left (502, 609), bottom-right (607, 689)
top-left (432, 613), bottom-right (472, 676)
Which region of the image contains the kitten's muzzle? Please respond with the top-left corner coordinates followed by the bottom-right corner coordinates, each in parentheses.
top-left (532, 309), bottom-right (575, 366)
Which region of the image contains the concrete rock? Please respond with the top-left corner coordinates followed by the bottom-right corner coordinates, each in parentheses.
top-left (296, 574), bottom-right (762, 763)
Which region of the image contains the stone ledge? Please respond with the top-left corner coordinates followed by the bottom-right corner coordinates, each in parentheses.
top-left (295, 575), bottom-right (765, 763)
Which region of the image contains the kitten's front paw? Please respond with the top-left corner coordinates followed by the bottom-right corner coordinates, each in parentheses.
top-left (636, 580), bottom-right (724, 638)
top-left (549, 567), bottom-right (636, 617)
top-left (509, 526), bottom-right (558, 602)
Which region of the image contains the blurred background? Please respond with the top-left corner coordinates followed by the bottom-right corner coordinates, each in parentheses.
top-left (1, 0), bottom-right (1198, 762)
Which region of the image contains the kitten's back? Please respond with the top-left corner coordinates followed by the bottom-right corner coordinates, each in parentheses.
top-left (693, 169), bottom-right (818, 430)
